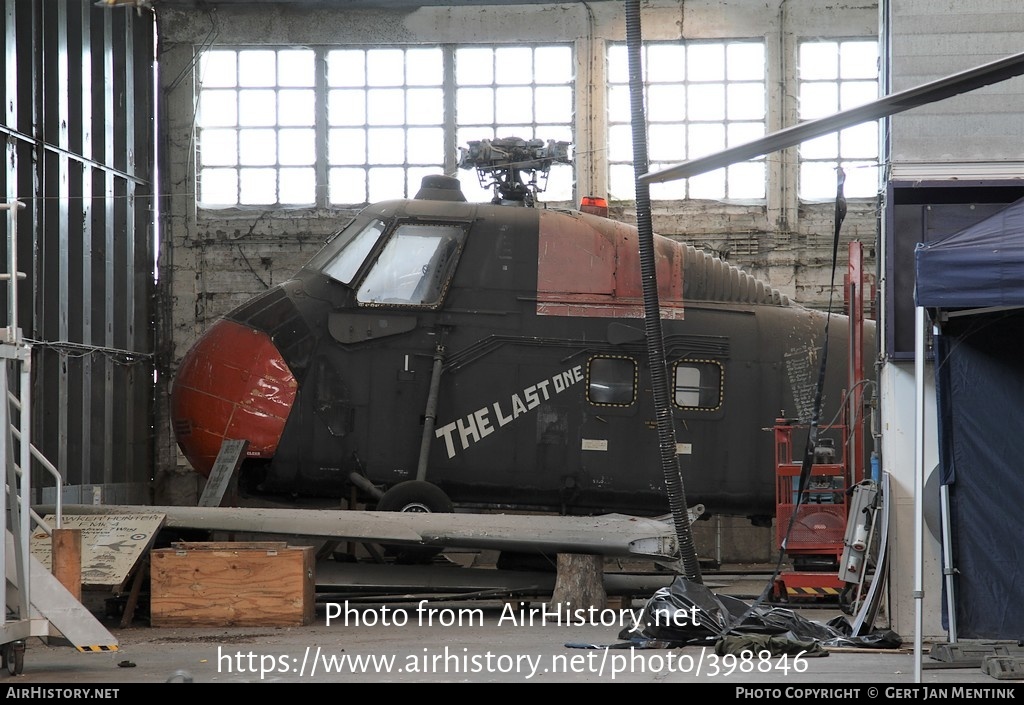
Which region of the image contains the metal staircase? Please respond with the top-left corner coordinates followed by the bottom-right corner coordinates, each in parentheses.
top-left (0, 200), bottom-right (117, 675)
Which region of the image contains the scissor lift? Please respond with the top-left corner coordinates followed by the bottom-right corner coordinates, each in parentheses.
top-left (772, 420), bottom-right (850, 601)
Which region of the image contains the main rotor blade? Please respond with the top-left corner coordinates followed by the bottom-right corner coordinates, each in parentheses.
top-left (640, 49), bottom-right (1024, 184)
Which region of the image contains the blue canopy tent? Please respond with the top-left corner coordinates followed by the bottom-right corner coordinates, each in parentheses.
top-left (914, 197), bottom-right (1024, 641)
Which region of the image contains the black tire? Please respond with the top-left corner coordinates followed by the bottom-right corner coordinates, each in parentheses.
top-left (5, 642), bottom-right (24, 676)
top-left (376, 481), bottom-right (453, 563)
top-left (377, 480), bottom-right (453, 514)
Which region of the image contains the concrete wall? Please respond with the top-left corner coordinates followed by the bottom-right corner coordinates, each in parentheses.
top-left (154, 0), bottom-right (881, 571)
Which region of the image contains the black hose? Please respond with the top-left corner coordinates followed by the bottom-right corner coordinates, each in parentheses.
top-left (625, 0), bottom-right (702, 584)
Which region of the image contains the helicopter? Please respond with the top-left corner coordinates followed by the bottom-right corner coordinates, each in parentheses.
top-left (170, 135), bottom-right (875, 529)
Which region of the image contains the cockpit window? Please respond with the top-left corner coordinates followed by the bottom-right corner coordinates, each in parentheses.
top-left (356, 223), bottom-right (466, 307)
top-left (320, 219), bottom-right (386, 285)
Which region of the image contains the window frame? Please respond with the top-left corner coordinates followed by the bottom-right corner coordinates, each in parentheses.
top-left (671, 359), bottom-right (724, 411)
top-left (586, 355), bottom-right (639, 408)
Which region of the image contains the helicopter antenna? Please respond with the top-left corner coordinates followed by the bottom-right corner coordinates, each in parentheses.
top-left (458, 137), bottom-right (571, 206)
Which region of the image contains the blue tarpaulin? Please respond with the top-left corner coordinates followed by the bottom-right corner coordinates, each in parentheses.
top-left (914, 196), bottom-right (1024, 309)
top-left (913, 197), bottom-right (1024, 640)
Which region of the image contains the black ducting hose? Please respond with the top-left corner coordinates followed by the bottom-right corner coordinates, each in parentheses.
top-left (625, 0), bottom-right (702, 584)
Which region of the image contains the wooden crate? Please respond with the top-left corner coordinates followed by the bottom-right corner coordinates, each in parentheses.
top-left (150, 541), bottom-right (316, 627)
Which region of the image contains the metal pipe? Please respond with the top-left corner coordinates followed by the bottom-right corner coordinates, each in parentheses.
top-left (913, 305), bottom-right (926, 683)
top-left (940, 482), bottom-right (957, 643)
top-left (416, 333), bottom-right (447, 483)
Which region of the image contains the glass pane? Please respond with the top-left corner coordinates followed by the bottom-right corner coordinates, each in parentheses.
top-left (330, 167), bottom-right (367, 204)
top-left (675, 365), bottom-right (701, 407)
top-left (198, 90), bottom-right (237, 128)
top-left (728, 121), bottom-right (765, 146)
top-left (367, 48), bottom-right (405, 87)
top-left (328, 50), bottom-right (366, 88)
top-left (608, 163), bottom-right (636, 201)
top-left (329, 128), bottom-right (367, 165)
top-left (200, 50), bottom-right (236, 88)
top-left (800, 133), bottom-right (838, 160)
top-left (278, 50), bottom-right (314, 87)
top-left (323, 219), bottom-right (386, 284)
top-left (368, 166), bottom-right (409, 202)
top-left (688, 44), bottom-right (725, 81)
top-left (406, 88), bottom-right (444, 126)
top-left (239, 167), bottom-right (277, 204)
top-left (841, 42), bottom-right (878, 79)
top-left (367, 128), bottom-right (406, 164)
top-left (239, 50), bottom-right (276, 87)
top-left (689, 168), bottom-right (725, 199)
top-left (406, 127), bottom-right (445, 164)
top-left (646, 44), bottom-right (685, 83)
top-left (199, 129), bottom-right (237, 166)
top-left (648, 84), bottom-right (686, 122)
top-left (279, 167), bottom-right (315, 204)
top-left (457, 126), bottom-right (495, 150)
top-left (496, 47), bottom-right (533, 85)
top-left (495, 86), bottom-right (533, 124)
top-left (535, 86), bottom-right (572, 124)
top-left (726, 43), bottom-right (764, 80)
top-left (607, 85), bottom-right (633, 124)
top-left (367, 88), bottom-right (406, 126)
top-left (238, 89), bottom-right (276, 127)
top-left (358, 224), bottom-right (465, 306)
top-left (688, 123), bottom-right (725, 157)
top-left (542, 124), bottom-right (573, 145)
top-left (842, 161), bottom-right (880, 197)
top-left (543, 166), bottom-right (573, 202)
top-left (278, 89), bottom-right (315, 126)
top-left (688, 84), bottom-right (725, 121)
top-left (239, 129), bottom-right (277, 166)
top-left (536, 46), bottom-right (573, 83)
top-left (606, 45), bottom-right (630, 85)
top-left (457, 87), bottom-right (495, 124)
top-left (799, 83), bottom-right (839, 120)
top-left (799, 43), bottom-right (838, 80)
top-left (199, 168), bottom-right (237, 206)
top-left (649, 175), bottom-right (686, 201)
top-left (839, 122), bottom-right (879, 159)
top-left (329, 89), bottom-right (367, 127)
top-left (456, 47), bottom-right (494, 86)
top-left (279, 128), bottom-right (315, 166)
top-left (406, 48), bottom-right (443, 86)
top-left (648, 123), bottom-right (686, 162)
top-left (841, 81), bottom-right (878, 110)
top-left (727, 83), bottom-right (764, 120)
top-left (728, 161), bottom-right (765, 200)
top-left (800, 161), bottom-right (839, 200)
top-left (588, 357), bottom-right (636, 405)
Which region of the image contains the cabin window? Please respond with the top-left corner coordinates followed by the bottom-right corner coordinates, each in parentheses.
top-left (797, 39), bottom-right (879, 200)
top-left (356, 223), bottom-right (465, 306)
top-left (673, 360), bottom-right (723, 410)
top-left (320, 219), bottom-right (387, 285)
top-left (606, 40), bottom-right (767, 202)
top-left (587, 356), bottom-right (637, 406)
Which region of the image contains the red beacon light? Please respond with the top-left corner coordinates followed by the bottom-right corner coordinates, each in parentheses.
top-left (579, 196), bottom-right (609, 218)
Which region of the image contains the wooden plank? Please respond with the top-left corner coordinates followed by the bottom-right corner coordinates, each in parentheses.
top-left (51, 528), bottom-right (82, 602)
top-left (150, 544), bottom-right (315, 627)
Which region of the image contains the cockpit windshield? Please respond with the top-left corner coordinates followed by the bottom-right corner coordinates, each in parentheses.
top-left (356, 223), bottom-right (466, 306)
top-left (319, 219), bottom-right (387, 285)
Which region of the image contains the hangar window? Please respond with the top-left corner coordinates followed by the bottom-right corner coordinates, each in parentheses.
top-left (196, 48), bottom-right (317, 207)
top-left (195, 44), bottom-right (574, 210)
top-left (673, 360), bottom-right (723, 410)
top-left (797, 39), bottom-right (879, 201)
top-left (606, 40), bottom-right (767, 202)
top-left (587, 356), bottom-right (637, 407)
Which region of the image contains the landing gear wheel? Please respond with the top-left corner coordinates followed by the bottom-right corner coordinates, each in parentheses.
top-left (377, 480), bottom-right (453, 514)
top-left (3, 641), bottom-right (25, 676)
top-left (376, 481), bottom-right (453, 564)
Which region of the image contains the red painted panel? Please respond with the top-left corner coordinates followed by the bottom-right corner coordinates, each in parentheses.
top-left (537, 210), bottom-right (685, 318)
top-left (171, 319), bottom-right (297, 477)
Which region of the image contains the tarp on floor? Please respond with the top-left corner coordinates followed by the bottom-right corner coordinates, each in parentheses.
top-left (914, 198), bottom-right (1024, 640)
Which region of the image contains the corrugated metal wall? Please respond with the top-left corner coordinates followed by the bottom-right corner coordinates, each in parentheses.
top-left (0, 0), bottom-right (155, 504)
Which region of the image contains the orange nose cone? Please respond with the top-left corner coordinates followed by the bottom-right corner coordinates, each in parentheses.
top-left (171, 319), bottom-right (297, 477)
